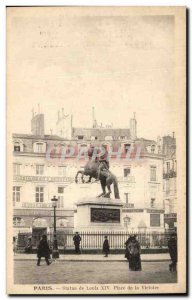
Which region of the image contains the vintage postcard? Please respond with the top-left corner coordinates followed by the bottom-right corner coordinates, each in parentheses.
top-left (6, 6), bottom-right (186, 294)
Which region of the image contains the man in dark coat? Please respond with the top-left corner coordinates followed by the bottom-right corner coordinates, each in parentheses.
top-left (103, 236), bottom-right (110, 257)
top-left (168, 232), bottom-right (177, 272)
top-left (37, 235), bottom-right (51, 266)
top-left (125, 236), bottom-right (132, 260)
top-left (73, 232), bottom-right (81, 254)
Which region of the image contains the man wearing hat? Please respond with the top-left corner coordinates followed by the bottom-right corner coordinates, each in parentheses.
top-left (103, 235), bottom-right (110, 257)
top-left (37, 235), bottom-right (51, 266)
top-left (73, 232), bottom-right (81, 254)
top-left (168, 232), bottom-right (177, 272)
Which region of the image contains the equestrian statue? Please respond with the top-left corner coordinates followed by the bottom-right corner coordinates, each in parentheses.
top-left (75, 145), bottom-right (120, 199)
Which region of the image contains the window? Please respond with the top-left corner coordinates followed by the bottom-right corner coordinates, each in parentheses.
top-left (36, 143), bottom-right (44, 153)
top-left (13, 217), bottom-right (25, 226)
top-left (91, 136), bottom-right (97, 140)
top-left (36, 187), bottom-right (44, 202)
top-left (150, 166), bottom-right (157, 181)
top-left (13, 186), bottom-right (21, 202)
top-left (77, 135), bottom-right (84, 140)
top-left (166, 162), bottom-right (170, 173)
top-left (14, 143), bottom-right (20, 152)
top-left (13, 164), bottom-right (20, 175)
top-left (120, 136), bottom-right (125, 140)
top-left (36, 165), bottom-right (44, 175)
top-left (150, 214), bottom-right (160, 227)
top-left (151, 198), bottom-right (156, 208)
top-left (33, 142), bottom-right (46, 153)
top-left (151, 145), bottom-right (155, 153)
top-left (124, 193), bottom-right (129, 207)
top-left (58, 187), bottom-right (64, 208)
top-left (124, 168), bottom-right (131, 177)
top-left (58, 166), bottom-right (67, 176)
top-left (124, 144), bottom-right (131, 153)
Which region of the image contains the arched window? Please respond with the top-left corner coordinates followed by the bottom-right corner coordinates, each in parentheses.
top-left (33, 218), bottom-right (47, 228)
top-left (56, 218), bottom-right (69, 228)
top-left (13, 140), bottom-right (24, 152)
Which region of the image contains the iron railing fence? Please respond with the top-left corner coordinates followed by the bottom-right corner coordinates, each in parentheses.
top-left (16, 231), bottom-right (173, 250)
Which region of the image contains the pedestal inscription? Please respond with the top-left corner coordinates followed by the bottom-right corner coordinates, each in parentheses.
top-left (91, 208), bottom-right (120, 223)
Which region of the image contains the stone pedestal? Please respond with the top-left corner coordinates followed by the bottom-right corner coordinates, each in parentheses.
top-left (74, 197), bottom-right (124, 232)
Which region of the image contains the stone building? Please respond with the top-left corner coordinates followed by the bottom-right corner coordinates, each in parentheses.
top-left (12, 108), bottom-right (165, 242)
top-left (162, 134), bottom-right (177, 231)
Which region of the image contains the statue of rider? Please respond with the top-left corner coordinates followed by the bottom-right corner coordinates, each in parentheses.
top-left (87, 144), bottom-right (110, 180)
top-left (97, 144), bottom-right (110, 179)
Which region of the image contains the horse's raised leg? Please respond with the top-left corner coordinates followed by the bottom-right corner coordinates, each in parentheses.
top-left (81, 173), bottom-right (85, 183)
top-left (86, 176), bottom-right (92, 183)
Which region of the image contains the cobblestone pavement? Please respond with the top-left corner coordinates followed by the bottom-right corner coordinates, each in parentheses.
top-left (14, 260), bottom-right (177, 285)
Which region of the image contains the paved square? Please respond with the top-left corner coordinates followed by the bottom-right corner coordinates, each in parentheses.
top-left (14, 260), bottom-right (177, 284)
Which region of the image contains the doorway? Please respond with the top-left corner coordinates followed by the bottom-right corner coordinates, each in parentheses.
top-left (32, 227), bottom-right (47, 247)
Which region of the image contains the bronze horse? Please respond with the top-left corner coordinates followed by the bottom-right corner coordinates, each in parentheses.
top-left (75, 161), bottom-right (120, 199)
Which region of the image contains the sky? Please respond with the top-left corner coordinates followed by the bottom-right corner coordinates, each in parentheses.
top-left (7, 8), bottom-right (177, 140)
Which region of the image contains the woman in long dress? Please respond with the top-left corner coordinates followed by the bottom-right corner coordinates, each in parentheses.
top-left (127, 235), bottom-right (142, 271)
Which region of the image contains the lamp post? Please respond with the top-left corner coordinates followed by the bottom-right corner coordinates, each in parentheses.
top-left (51, 195), bottom-right (59, 259)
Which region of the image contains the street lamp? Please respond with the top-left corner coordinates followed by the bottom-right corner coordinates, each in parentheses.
top-left (51, 195), bottom-right (59, 258)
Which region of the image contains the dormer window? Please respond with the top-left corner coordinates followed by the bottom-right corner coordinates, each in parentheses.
top-left (124, 144), bottom-right (131, 153)
top-left (13, 140), bottom-right (24, 152)
top-left (33, 142), bottom-right (46, 153)
top-left (14, 143), bottom-right (20, 152)
top-left (77, 135), bottom-right (84, 140)
top-left (36, 143), bottom-right (43, 153)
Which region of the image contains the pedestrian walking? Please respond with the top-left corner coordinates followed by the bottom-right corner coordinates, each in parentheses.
top-left (168, 232), bottom-right (177, 272)
top-left (73, 232), bottom-right (81, 254)
top-left (37, 235), bottom-right (52, 266)
top-left (13, 236), bottom-right (17, 256)
top-left (103, 235), bottom-right (110, 257)
top-left (127, 235), bottom-right (142, 271)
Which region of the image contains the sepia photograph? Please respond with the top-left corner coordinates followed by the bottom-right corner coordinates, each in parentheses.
top-left (6, 6), bottom-right (186, 294)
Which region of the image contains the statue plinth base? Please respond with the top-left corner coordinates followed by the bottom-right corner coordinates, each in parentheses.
top-left (74, 197), bottom-right (124, 232)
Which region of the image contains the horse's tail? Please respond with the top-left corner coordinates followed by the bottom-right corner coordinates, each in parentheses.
top-left (113, 177), bottom-right (120, 199)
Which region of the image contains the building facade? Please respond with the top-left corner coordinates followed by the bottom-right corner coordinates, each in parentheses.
top-left (13, 109), bottom-right (166, 242)
top-left (162, 134), bottom-right (177, 231)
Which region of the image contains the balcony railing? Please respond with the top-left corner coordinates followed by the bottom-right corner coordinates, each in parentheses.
top-left (22, 202), bottom-right (53, 208)
top-left (163, 170), bottom-right (176, 179)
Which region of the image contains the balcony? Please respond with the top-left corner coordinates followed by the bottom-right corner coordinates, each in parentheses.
top-left (163, 170), bottom-right (176, 179)
top-left (123, 203), bottom-right (134, 208)
top-left (22, 202), bottom-right (53, 209)
top-left (14, 175), bottom-right (74, 183)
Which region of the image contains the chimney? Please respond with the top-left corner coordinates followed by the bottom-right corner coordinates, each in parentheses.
top-left (130, 112), bottom-right (137, 140)
top-left (172, 131), bottom-right (175, 139)
top-left (62, 107), bottom-right (64, 117)
top-left (31, 113), bottom-right (45, 137)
